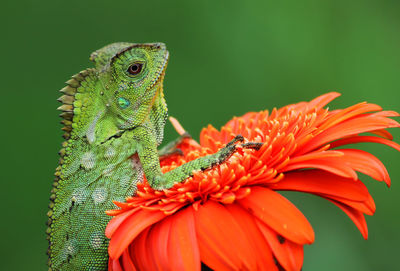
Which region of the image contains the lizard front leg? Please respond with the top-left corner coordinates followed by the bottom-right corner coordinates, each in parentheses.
top-left (132, 126), bottom-right (261, 190)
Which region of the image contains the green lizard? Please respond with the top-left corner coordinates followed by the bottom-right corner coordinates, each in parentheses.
top-left (47, 42), bottom-right (260, 270)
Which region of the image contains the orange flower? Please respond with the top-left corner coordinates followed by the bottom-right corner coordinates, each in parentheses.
top-left (105, 93), bottom-right (400, 271)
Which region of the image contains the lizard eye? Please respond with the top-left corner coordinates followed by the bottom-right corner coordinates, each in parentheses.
top-left (127, 62), bottom-right (143, 75)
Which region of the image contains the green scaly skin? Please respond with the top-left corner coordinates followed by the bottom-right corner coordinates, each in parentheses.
top-left (47, 42), bottom-right (259, 270)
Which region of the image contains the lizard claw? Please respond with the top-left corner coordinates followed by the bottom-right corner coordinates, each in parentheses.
top-left (226, 135), bottom-right (245, 147)
top-left (217, 135), bottom-right (261, 162)
top-left (226, 135), bottom-right (263, 150)
top-left (241, 142), bottom-right (264, 150)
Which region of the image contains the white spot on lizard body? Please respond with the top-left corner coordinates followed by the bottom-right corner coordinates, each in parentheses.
top-left (71, 188), bottom-right (87, 204)
top-left (65, 243), bottom-right (76, 255)
top-left (61, 239), bottom-right (78, 260)
top-left (90, 232), bottom-right (104, 249)
top-left (92, 187), bottom-right (107, 204)
top-left (86, 110), bottom-right (104, 144)
top-left (104, 146), bottom-right (116, 159)
top-left (81, 151), bottom-right (96, 170)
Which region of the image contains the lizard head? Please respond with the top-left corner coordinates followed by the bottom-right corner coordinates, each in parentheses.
top-left (61, 43), bottom-right (169, 145)
top-left (100, 42), bottom-right (169, 130)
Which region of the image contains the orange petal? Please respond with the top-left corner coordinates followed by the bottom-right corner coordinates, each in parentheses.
top-left (340, 149), bottom-right (390, 186)
top-left (108, 209), bottom-right (166, 259)
top-left (194, 201), bottom-right (258, 270)
top-left (256, 220), bottom-right (304, 271)
top-left (306, 92), bottom-right (341, 111)
top-left (131, 227), bottom-right (159, 271)
top-left (288, 150), bottom-right (343, 164)
top-left (238, 187), bottom-right (314, 244)
top-left (370, 129), bottom-right (394, 140)
top-left (106, 208), bottom-right (138, 238)
top-left (168, 207), bottom-right (201, 271)
top-left (321, 193), bottom-right (375, 216)
top-left (330, 135), bottom-right (400, 151)
top-left (327, 199), bottom-right (369, 239)
top-left (299, 116), bottom-right (398, 154)
top-left (225, 204), bottom-right (278, 271)
top-left (121, 249), bottom-right (136, 271)
top-left (146, 215), bottom-right (173, 270)
top-left (282, 158), bottom-right (358, 180)
top-left (319, 102), bottom-right (382, 131)
top-left (200, 125), bottom-right (222, 150)
top-left (169, 116), bottom-right (186, 135)
top-left (269, 170), bottom-right (369, 202)
top-left (109, 258), bottom-right (124, 271)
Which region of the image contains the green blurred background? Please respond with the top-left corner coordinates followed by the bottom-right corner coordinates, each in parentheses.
top-left (1, 0), bottom-right (399, 270)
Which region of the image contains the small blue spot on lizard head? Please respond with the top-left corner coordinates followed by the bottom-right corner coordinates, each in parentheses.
top-left (118, 97), bottom-right (130, 109)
